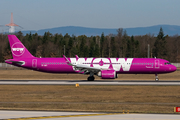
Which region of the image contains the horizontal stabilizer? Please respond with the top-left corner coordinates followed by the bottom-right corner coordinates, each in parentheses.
top-left (5, 59), bottom-right (25, 66)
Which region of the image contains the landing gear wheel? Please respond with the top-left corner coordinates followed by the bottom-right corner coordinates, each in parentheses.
top-left (155, 78), bottom-right (159, 81)
top-left (87, 76), bottom-right (95, 81)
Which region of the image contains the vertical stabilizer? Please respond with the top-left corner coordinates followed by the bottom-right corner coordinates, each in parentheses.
top-left (8, 35), bottom-right (34, 59)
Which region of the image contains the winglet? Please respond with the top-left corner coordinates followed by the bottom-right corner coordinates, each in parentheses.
top-left (75, 55), bottom-right (79, 59)
top-left (63, 55), bottom-right (72, 65)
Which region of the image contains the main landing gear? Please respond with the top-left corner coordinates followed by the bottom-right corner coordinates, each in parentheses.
top-left (87, 76), bottom-right (95, 81)
top-left (87, 72), bottom-right (95, 81)
top-left (155, 74), bottom-right (159, 81)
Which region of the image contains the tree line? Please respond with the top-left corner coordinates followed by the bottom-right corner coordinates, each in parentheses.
top-left (0, 27), bottom-right (180, 63)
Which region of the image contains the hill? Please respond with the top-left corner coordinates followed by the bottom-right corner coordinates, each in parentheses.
top-left (22, 25), bottom-right (180, 36)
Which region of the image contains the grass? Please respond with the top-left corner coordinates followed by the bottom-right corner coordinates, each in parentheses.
top-left (0, 85), bottom-right (180, 113)
top-left (0, 69), bottom-right (180, 113)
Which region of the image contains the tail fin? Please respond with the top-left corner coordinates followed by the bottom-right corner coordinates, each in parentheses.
top-left (8, 35), bottom-right (34, 59)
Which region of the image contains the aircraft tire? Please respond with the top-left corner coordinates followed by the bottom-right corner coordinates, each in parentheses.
top-left (155, 78), bottom-right (159, 81)
top-left (87, 76), bottom-right (95, 81)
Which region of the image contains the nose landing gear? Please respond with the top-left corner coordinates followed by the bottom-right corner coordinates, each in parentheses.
top-left (155, 74), bottom-right (159, 81)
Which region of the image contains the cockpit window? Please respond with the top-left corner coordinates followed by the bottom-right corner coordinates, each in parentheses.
top-left (164, 62), bottom-right (171, 65)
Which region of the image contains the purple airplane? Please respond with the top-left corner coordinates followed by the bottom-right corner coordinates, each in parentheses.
top-left (5, 35), bottom-right (177, 81)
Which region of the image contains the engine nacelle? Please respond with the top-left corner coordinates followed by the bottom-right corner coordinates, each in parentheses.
top-left (97, 70), bottom-right (117, 79)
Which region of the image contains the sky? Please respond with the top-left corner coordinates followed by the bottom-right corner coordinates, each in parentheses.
top-left (0, 0), bottom-right (180, 31)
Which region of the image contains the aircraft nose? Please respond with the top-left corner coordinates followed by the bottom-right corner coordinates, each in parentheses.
top-left (169, 65), bottom-right (177, 72)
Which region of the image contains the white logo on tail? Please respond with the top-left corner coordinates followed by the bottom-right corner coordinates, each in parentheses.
top-left (11, 42), bottom-right (25, 56)
top-left (12, 48), bottom-right (24, 52)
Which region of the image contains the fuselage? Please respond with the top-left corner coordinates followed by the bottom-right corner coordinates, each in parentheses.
top-left (6, 57), bottom-right (177, 74)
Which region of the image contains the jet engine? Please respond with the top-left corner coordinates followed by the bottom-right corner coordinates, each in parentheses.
top-left (97, 70), bottom-right (118, 79)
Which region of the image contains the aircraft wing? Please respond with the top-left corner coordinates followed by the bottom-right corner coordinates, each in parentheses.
top-left (63, 55), bottom-right (106, 74)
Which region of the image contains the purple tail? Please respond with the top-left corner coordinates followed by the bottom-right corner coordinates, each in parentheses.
top-left (8, 35), bottom-right (34, 59)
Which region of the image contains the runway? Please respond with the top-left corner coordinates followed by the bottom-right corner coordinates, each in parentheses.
top-left (0, 110), bottom-right (179, 120)
top-left (0, 80), bottom-right (180, 85)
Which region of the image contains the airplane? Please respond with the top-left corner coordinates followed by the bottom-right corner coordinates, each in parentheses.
top-left (5, 35), bottom-right (177, 81)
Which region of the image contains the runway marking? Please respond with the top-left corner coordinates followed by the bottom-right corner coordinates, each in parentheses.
top-left (3, 113), bottom-right (122, 120)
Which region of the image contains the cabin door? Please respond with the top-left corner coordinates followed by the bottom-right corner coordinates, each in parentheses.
top-left (155, 60), bottom-right (159, 68)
